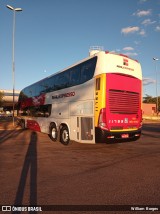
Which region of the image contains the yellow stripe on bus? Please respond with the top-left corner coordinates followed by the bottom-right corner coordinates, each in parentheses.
top-left (95, 74), bottom-right (106, 127)
top-left (110, 128), bottom-right (138, 132)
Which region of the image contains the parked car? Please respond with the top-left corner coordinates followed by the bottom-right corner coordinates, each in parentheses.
top-left (5, 111), bottom-right (12, 117)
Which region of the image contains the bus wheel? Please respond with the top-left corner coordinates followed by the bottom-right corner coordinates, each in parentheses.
top-left (49, 123), bottom-right (58, 142)
top-left (60, 126), bottom-right (70, 145)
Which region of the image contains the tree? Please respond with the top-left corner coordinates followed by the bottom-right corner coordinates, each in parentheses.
top-left (0, 91), bottom-right (4, 107)
top-left (143, 94), bottom-right (153, 103)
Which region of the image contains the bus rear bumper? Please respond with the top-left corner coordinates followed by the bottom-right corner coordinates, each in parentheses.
top-left (95, 127), bottom-right (141, 143)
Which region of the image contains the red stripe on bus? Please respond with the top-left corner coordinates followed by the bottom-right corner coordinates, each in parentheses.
top-left (27, 120), bottom-right (41, 132)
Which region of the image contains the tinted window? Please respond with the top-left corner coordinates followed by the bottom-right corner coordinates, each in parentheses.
top-left (54, 71), bottom-right (70, 90)
top-left (41, 79), bottom-right (50, 93)
top-left (47, 76), bottom-right (55, 92)
top-left (19, 104), bottom-right (51, 117)
top-left (19, 91), bottom-right (26, 101)
top-left (96, 78), bottom-right (101, 90)
top-left (70, 65), bottom-right (81, 86)
top-left (19, 56), bottom-right (97, 99)
top-left (36, 82), bottom-right (44, 96)
top-left (24, 87), bottom-right (32, 98)
top-left (81, 57), bottom-right (97, 84)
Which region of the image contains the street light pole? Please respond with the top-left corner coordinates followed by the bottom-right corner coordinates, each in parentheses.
top-left (6, 5), bottom-right (22, 127)
top-left (153, 57), bottom-right (159, 115)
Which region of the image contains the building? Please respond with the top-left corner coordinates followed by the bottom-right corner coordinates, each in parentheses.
top-left (0, 89), bottom-right (20, 111)
top-left (142, 103), bottom-right (156, 116)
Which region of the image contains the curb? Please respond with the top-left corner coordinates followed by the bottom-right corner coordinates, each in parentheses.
top-left (0, 126), bottom-right (22, 130)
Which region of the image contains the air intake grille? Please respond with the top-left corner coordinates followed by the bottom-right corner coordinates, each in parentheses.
top-left (109, 89), bottom-right (139, 114)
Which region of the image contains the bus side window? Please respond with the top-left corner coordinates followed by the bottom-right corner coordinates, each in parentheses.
top-left (96, 78), bottom-right (101, 90)
top-left (81, 57), bottom-right (97, 83)
top-left (42, 79), bottom-right (50, 93)
top-left (54, 72), bottom-right (70, 90)
top-left (45, 77), bottom-right (55, 92)
top-left (25, 87), bottom-right (32, 98)
top-left (70, 66), bottom-right (81, 86)
top-left (81, 63), bottom-right (90, 83)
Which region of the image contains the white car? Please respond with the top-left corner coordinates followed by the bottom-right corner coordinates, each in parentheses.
top-left (5, 111), bottom-right (12, 117)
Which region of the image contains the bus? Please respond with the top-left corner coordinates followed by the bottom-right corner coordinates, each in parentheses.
top-left (17, 49), bottom-right (142, 145)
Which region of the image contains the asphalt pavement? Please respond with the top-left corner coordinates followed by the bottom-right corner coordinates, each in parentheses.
top-left (0, 117), bottom-right (160, 214)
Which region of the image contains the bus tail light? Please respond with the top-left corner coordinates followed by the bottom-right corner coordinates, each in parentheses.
top-left (98, 108), bottom-right (108, 130)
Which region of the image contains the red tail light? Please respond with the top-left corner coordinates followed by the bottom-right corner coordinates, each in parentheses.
top-left (98, 108), bottom-right (108, 130)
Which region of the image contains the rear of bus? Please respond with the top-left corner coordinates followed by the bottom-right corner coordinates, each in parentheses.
top-left (95, 51), bottom-right (142, 143)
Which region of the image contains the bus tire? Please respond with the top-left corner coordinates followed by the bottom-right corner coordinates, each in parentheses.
top-left (60, 126), bottom-right (70, 145)
top-left (49, 123), bottom-right (58, 142)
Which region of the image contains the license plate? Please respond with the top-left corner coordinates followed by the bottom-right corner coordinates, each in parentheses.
top-left (121, 134), bottom-right (129, 138)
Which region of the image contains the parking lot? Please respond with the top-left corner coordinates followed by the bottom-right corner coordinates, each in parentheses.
top-left (0, 118), bottom-right (160, 213)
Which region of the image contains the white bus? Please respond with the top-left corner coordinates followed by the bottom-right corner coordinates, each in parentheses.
top-left (17, 49), bottom-right (142, 145)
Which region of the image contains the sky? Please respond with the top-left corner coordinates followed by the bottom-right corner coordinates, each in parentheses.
top-left (0, 0), bottom-right (160, 97)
